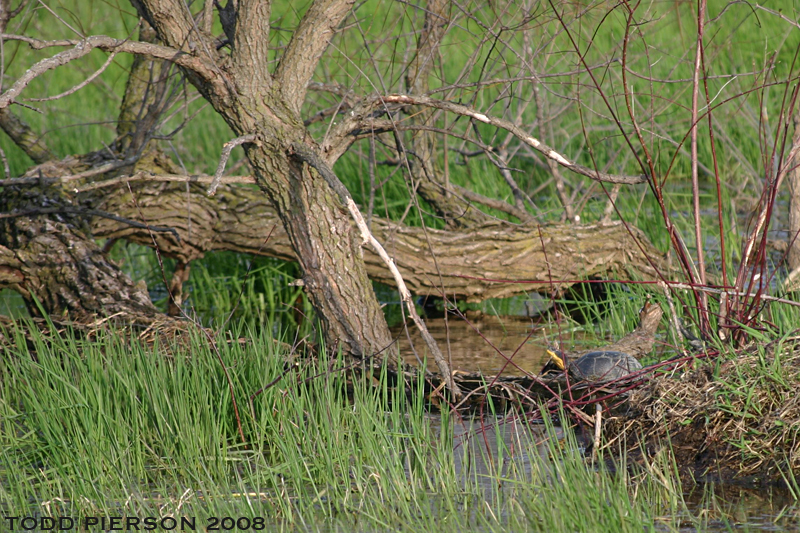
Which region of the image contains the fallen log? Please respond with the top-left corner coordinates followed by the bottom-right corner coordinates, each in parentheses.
top-left (88, 177), bottom-right (667, 302)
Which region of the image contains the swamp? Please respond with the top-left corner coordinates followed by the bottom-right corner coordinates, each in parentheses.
top-left (1, 0), bottom-right (800, 531)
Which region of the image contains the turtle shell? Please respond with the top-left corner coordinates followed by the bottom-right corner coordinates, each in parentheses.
top-left (568, 350), bottom-right (642, 382)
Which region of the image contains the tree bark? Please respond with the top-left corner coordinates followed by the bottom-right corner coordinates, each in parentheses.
top-left (0, 184), bottom-right (159, 322)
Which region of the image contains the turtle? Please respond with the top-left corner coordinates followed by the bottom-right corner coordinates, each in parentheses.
top-left (540, 302), bottom-right (663, 383)
top-left (543, 349), bottom-right (643, 383)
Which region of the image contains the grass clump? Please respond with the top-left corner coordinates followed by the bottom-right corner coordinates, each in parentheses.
top-left (612, 327), bottom-right (800, 487)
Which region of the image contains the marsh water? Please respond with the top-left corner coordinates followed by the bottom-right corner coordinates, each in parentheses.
top-left (394, 313), bottom-right (556, 377)
top-left (431, 414), bottom-right (800, 532)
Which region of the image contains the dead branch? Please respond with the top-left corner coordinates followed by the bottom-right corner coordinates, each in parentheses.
top-left (327, 94), bottom-right (648, 184)
top-left (207, 134), bottom-right (258, 196)
top-left (26, 51), bottom-right (118, 102)
top-left (384, 94), bottom-right (648, 184)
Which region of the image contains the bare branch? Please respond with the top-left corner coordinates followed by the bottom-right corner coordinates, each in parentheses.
top-left (35, 0), bottom-right (83, 38)
top-left (406, 0), bottom-right (449, 95)
top-left (9, 0), bottom-right (29, 19)
top-left (26, 51), bottom-right (117, 102)
top-left (387, 94), bottom-right (648, 184)
top-left (450, 182), bottom-right (532, 223)
top-left (0, 34), bottom-right (225, 110)
top-left (488, 149), bottom-right (535, 223)
top-left (274, 0), bottom-right (355, 115)
top-left (533, 75), bottom-right (574, 222)
top-left (207, 134), bottom-right (258, 196)
top-left (330, 94), bottom-right (648, 184)
top-left (307, 81), bottom-right (353, 97)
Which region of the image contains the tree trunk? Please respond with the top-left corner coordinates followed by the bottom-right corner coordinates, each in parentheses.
top-left (0, 184), bottom-right (159, 322)
top-left (246, 138), bottom-right (395, 359)
top-left (128, 0), bottom-right (398, 361)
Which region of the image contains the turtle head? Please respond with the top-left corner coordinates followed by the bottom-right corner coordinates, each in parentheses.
top-left (545, 349), bottom-right (566, 371)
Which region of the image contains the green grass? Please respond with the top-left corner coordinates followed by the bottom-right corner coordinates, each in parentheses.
top-left (0, 321), bottom-right (714, 532)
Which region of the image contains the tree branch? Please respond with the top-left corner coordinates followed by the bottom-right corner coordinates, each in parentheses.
top-left (0, 108), bottom-right (52, 164)
top-left (129, 0), bottom-right (197, 55)
top-left (207, 134), bottom-right (258, 196)
top-left (231, 0), bottom-right (273, 97)
top-left (27, 51), bottom-right (118, 102)
top-left (274, 0), bottom-right (355, 115)
top-left (336, 94), bottom-right (648, 185)
top-left (0, 34), bottom-right (224, 110)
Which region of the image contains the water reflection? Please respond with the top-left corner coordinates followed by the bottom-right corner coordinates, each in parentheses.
top-left (392, 314), bottom-right (592, 377)
top-left (682, 484), bottom-right (800, 532)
